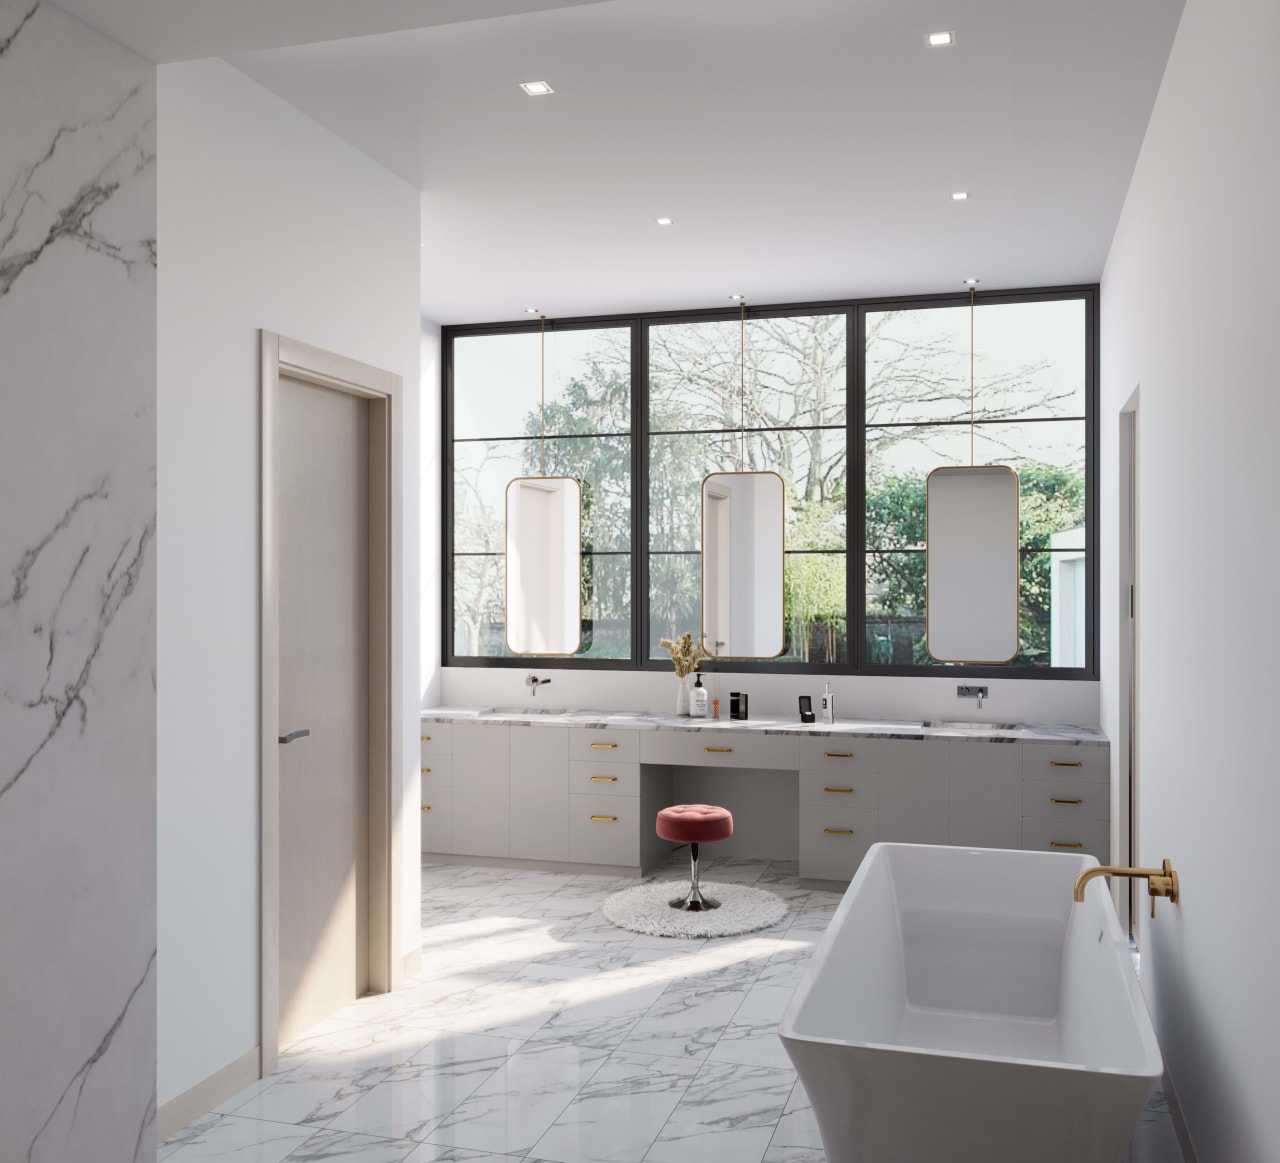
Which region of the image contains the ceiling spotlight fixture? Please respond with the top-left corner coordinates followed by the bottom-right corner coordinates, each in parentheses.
top-left (656, 217), bottom-right (673, 226)
top-left (951, 191), bottom-right (969, 201)
top-left (927, 31), bottom-right (955, 47)
top-left (525, 307), bottom-right (540, 313)
top-left (519, 81), bottom-right (554, 96)
top-left (729, 293), bottom-right (745, 301)
top-left (963, 278), bottom-right (980, 287)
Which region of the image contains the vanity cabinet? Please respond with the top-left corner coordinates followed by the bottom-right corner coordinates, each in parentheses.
top-left (451, 723), bottom-right (510, 858)
top-left (425, 714), bottom-right (1110, 880)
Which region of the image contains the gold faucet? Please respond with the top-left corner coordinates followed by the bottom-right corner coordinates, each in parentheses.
top-left (1073, 859), bottom-right (1179, 918)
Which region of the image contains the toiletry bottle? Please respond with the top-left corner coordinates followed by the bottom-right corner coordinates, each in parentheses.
top-left (690, 673), bottom-right (708, 718)
top-left (821, 682), bottom-right (835, 724)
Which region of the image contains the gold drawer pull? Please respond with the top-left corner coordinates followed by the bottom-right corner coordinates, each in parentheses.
top-left (421, 805), bottom-right (431, 812)
top-left (824, 787), bottom-right (854, 794)
top-left (1050, 798), bottom-right (1082, 805)
top-left (421, 767), bottom-right (431, 774)
top-left (590, 815), bottom-right (618, 822)
top-left (824, 828), bottom-right (854, 836)
top-left (1051, 841), bottom-right (1083, 849)
top-left (704, 747), bottom-right (733, 753)
top-left (590, 775), bottom-right (618, 782)
top-left (824, 752), bottom-right (853, 758)
top-left (421, 735), bottom-right (431, 741)
top-left (1049, 761), bottom-right (1083, 768)
top-left (590, 742), bottom-right (618, 749)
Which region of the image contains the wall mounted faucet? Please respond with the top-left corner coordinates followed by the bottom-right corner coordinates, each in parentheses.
top-left (1074, 859), bottom-right (1180, 918)
top-left (526, 674), bottom-right (551, 697)
top-left (957, 684), bottom-right (988, 710)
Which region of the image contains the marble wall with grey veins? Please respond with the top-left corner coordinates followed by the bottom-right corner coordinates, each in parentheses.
top-left (0, 2), bottom-right (157, 1159)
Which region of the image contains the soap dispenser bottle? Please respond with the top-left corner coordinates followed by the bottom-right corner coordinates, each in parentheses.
top-left (690, 672), bottom-right (709, 718)
top-left (821, 682), bottom-right (835, 724)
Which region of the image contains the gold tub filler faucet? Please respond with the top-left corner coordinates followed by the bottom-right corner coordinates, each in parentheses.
top-left (1073, 859), bottom-right (1180, 918)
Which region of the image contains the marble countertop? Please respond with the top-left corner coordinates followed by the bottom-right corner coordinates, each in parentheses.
top-left (419, 706), bottom-right (1107, 745)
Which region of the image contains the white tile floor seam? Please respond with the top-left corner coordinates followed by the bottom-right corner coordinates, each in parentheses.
top-left (162, 854), bottom-right (1185, 1163)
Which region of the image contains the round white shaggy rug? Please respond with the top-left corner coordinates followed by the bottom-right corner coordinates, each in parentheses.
top-left (602, 880), bottom-right (788, 938)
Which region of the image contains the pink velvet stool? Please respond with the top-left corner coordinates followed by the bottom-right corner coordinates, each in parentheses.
top-left (656, 803), bottom-right (733, 911)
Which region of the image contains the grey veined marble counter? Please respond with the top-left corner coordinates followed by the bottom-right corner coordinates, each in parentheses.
top-left (419, 705), bottom-right (1108, 746)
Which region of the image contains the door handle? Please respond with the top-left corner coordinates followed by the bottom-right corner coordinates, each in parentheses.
top-left (278, 729), bottom-right (311, 745)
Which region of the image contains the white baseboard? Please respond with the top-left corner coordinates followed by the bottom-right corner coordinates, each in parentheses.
top-left (422, 851), bottom-right (640, 877)
top-left (156, 1046), bottom-right (260, 1144)
top-left (1163, 1072), bottom-right (1200, 1163)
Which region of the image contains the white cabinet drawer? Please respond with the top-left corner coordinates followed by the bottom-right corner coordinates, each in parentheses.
top-left (639, 729), bottom-right (799, 770)
top-left (798, 770), bottom-right (877, 809)
top-left (418, 722), bottom-right (453, 754)
top-left (1022, 781), bottom-right (1111, 822)
top-left (1022, 744), bottom-right (1108, 783)
top-left (798, 806), bottom-right (878, 881)
top-left (1022, 816), bottom-right (1110, 864)
top-left (568, 759), bottom-right (640, 797)
top-left (949, 742), bottom-right (1022, 849)
top-left (568, 794), bottom-right (640, 866)
top-left (420, 755), bottom-right (452, 791)
top-left (798, 736), bottom-right (878, 773)
top-left (569, 728), bottom-right (639, 763)
top-left (421, 787), bottom-right (453, 854)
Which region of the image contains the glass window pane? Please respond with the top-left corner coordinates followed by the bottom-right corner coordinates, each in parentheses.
top-left (865, 550), bottom-right (1085, 669)
top-left (648, 552), bottom-right (701, 657)
top-left (866, 420), bottom-right (1085, 549)
top-left (650, 314), bottom-right (846, 432)
top-left (649, 429), bottom-right (845, 553)
top-left (454, 435), bottom-right (631, 555)
top-left (454, 327), bottom-right (631, 440)
top-left (784, 553), bottom-right (847, 665)
top-left (454, 553), bottom-right (631, 660)
top-left (866, 299), bottom-right (1085, 427)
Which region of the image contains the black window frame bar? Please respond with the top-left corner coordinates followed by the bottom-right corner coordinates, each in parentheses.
top-left (442, 283), bottom-right (1098, 680)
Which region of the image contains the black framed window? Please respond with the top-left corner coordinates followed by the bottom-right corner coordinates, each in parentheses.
top-left (443, 285), bottom-right (1096, 678)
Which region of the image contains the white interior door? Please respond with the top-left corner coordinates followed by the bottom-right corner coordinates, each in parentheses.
top-left (276, 374), bottom-right (370, 1045)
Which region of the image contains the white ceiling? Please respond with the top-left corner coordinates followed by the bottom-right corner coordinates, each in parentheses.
top-left (52, 0), bottom-right (610, 62)
top-left (234, 1), bottom-right (1180, 323)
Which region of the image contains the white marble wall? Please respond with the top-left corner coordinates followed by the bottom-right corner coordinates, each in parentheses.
top-left (0, 3), bottom-right (156, 1160)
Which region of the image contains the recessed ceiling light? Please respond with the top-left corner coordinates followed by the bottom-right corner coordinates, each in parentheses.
top-left (525, 307), bottom-right (540, 313)
top-left (928, 31), bottom-right (955, 47)
top-left (520, 81), bottom-right (554, 96)
top-left (963, 278), bottom-right (980, 287)
top-left (656, 217), bottom-right (673, 226)
top-left (951, 191), bottom-right (969, 201)
top-left (729, 294), bottom-right (745, 301)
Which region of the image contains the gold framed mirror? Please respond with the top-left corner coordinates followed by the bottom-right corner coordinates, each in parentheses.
top-left (700, 470), bottom-right (786, 660)
top-left (925, 464), bottom-right (1020, 663)
top-left (505, 475), bottom-right (583, 656)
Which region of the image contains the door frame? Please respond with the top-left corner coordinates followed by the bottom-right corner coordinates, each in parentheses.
top-left (259, 330), bottom-right (404, 1073)
top-left (1116, 391), bottom-right (1139, 939)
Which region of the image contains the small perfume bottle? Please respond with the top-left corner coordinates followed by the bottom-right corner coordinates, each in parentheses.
top-left (690, 672), bottom-right (709, 718)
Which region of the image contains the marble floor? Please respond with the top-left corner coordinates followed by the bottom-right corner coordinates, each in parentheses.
top-left (161, 854), bottom-right (1185, 1163)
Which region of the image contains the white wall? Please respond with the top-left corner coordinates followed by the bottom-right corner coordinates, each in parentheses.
top-left (1100, 0), bottom-right (1280, 1157)
top-left (421, 323), bottom-right (443, 707)
top-left (158, 58), bottom-right (421, 1107)
top-left (442, 667), bottom-right (1098, 725)
top-left (0, 4), bottom-right (157, 1157)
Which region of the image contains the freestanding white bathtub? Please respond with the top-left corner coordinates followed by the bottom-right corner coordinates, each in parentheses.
top-left (779, 843), bottom-right (1162, 1163)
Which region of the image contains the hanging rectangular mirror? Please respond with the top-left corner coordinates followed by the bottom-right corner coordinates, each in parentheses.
top-left (926, 465), bottom-right (1020, 663)
top-left (701, 470), bottom-right (785, 659)
top-left (505, 476), bottom-right (582, 655)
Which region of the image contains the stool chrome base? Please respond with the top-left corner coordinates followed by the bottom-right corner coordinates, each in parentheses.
top-left (668, 842), bottom-right (720, 911)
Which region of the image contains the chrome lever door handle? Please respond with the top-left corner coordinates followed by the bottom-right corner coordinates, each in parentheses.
top-left (278, 729), bottom-right (311, 745)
